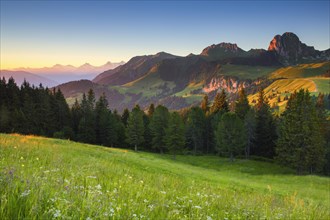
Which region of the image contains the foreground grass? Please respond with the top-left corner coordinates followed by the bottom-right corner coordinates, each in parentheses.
top-left (0, 134), bottom-right (329, 219)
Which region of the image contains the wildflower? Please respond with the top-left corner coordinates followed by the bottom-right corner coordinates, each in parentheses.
top-left (95, 184), bottom-right (102, 190)
top-left (86, 217), bottom-right (92, 220)
top-left (160, 191), bottom-right (166, 194)
top-left (53, 210), bottom-right (61, 218)
top-left (87, 176), bottom-right (97, 179)
top-left (36, 157), bottom-right (39, 161)
top-left (143, 199), bottom-right (148, 203)
top-left (140, 180), bottom-right (144, 184)
top-left (20, 190), bottom-right (31, 197)
top-left (20, 156), bottom-right (24, 160)
top-left (132, 214), bottom-right (137, 217)
top-left (194, 205), bottom-right (202, 209)
top-left (207, 216), bottom-right (212, 220)
top-left (21, 164), bottom-right (24, 167)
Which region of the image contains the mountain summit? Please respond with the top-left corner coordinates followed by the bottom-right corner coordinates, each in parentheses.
top-left (268, 32), bottom-right (329, 65)
top-left (200, 42), bottom-right (246, 61)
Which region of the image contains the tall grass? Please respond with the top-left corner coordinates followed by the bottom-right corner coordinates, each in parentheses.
top-left (0, 133), bottom-right (329, 219)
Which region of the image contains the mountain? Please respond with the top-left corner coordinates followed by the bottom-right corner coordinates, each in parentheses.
top-left (0, 70), bottom-right (58, 87)
top-left (57, 32), bottom-right (329, 111)
top-left (268, 32), bottom-right (330, 65)
top-left (13, 61), bottom-right (125, 83)
top-left (93, 52), bottom-right (179, 85)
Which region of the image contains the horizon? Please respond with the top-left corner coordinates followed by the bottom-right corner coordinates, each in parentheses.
top-left (1, 1), bottom-right (329, 69)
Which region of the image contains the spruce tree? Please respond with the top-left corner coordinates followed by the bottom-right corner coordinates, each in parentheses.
top-left (149, 105), bottom-right (170, 154)
top-left (215, 112), bottom-right (246, 161)
top-left (235, 87), bottom-right (250, 120)
top-left (253, 88), bottom-right (277, 158)
top-left (126, 105), bottom-right (145, 151)
top-left (121, 108), bottom-right (130, 127)
top-left (276, 89), bottom-right (325, 174)
top-left (244, 109), bottom-right (256, 159)
top-left (201, 94), bottom-right (210, 113)
top-left (77, 93), bottom-right (96, 143)
top-left (185, 107), bottom-right (206, 155)
top-left (165, 112), bottom-right (185, 159)
top-left (147, 103), bottom-right (155, 117)
top-left (210, 89), bottom-right (229, 114)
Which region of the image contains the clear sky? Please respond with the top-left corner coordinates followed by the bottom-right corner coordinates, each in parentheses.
top-left (1, 0), bottom-right (329, 69)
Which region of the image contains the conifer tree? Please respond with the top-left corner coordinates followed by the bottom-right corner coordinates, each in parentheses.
top-left (186, 107), bottom-right (205, 155)
top-left (244, 109), bottom-right (256, 159)
top-left (235, 87), bottom-right (250, 120)
top-left (201, 94), bottom-right (210, 113)
top-left (149, 105), bottom-right (170, 154)
top-left (210, 89), bottom-right (229, 114)
top-left (215, 112), bottom-right (246, 161)
top-left (126, 105), bottom-right (144, 151)
top-left (147, 103), bottom-right (155, 117)
top-left (253, 88), bottom-right (277, 158)
top-left (165, 112), bottom-right (185, 159)
top-left (121, 108), bottom-right (130, 127)
top-left (276, 89), bottom-right (325, 174)
top-left (77, 93), bottom-right (96, 143)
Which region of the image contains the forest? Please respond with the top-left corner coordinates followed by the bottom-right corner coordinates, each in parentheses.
top-left (0, 77), bottom-right (329, 175)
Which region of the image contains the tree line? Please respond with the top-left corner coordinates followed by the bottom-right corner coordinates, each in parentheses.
top-left (0, 77), bottom-right (329, 175)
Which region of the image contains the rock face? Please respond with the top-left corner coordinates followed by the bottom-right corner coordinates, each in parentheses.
top-left (268, 32), bottom-right (329, 65)
top-left (203, 76), bottom-right (250, 93)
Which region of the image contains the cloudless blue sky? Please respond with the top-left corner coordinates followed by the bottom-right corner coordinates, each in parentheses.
top-left (1, 0), bottom-right (329, 68)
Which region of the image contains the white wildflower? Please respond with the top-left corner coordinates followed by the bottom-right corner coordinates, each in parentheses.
top-left (143, 199), bottom-right (148, 203)
top-left (207, 216), bottom-right (212, 220)
top-left (95, 184), bottom-right (102, 190)
top-left (86, 217), bottom-right (92, 220)
top-left (160, 191), bottom-right (166, 194)
top-left (132, 214), bottom-right (137, 217)
top-left (20, 190), bottom-right (30, 197)
top-left (53, 210), bottom-right (61, 218)
top-left (194, 205), bottom-right (202, 209)
top-left (87, 176), bottom-right (97, 179)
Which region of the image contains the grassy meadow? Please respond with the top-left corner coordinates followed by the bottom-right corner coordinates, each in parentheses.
top-left (1, 133), bottom-right (329, 219)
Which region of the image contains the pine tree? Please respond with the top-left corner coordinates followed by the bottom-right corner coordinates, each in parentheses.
top-left (165, 112), bottom-right (185, 159)
top-left (235, 87), bottom-right (250, 120)
top-left (147, 103), bottom-right (155, 117)
top-left (244, 109), bottom-right (256, 159)
top-left (186, 107), bottom-right (206, 155)
top-left (201, 94), bottom-right (210, 113)
top-left (210, 89), bottom-right (229, 114)
top-left (215, 112), bottom-right (246, 161)
top-left (77, 93), bottom-right (96, 143)
top-left (121, 108), bottom-right (130, 127)
top-left (126, 105), bottom-right (144, 151)
top-left (276, 89), bottom-right (325, 174)
top-left (95, 94), bottom-right (117, 147)
top-left (149, 105), bottom-right (170, 154)
top-left (253, 88), bottom-right (277, 158)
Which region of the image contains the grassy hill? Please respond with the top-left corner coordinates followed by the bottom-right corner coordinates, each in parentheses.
top-left (269, 62), bottom-right (330, 79)
top-left (1, 134), bottom-right (329, 219)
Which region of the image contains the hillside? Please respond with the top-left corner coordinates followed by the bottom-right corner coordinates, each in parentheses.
top-left (248, 61), bottom-right (330, 111)
top-left (1, 133), bottom-right (329, 219)
top-left (0, 70), bottom-right (58, 87)
top-left (56, 32), bottom-right (329, 111)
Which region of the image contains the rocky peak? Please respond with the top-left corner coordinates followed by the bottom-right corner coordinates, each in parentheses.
top-left (267, 32), bottom-right (327, 65)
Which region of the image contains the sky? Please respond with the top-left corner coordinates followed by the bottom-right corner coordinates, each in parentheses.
top-left (1, 0), bottom-right (329, 69)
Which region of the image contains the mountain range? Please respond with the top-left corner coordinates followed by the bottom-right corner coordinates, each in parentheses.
top-left (10, 32), bottom-right (330, 111)
top-left (1, 61), bottom-right (125, 86)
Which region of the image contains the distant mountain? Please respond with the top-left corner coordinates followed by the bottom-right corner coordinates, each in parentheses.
top-left (57, 32), bottom-right (329, 111)
top-left (0, 70), bottom-right (58, 87)
top-left (268, 32), bottom-right (330, 65)
top-left (13, 61), bottom-right (125, 83)
top-left (93, 52), bottom-right (179, 85)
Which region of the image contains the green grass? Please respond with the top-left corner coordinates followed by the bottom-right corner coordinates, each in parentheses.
top-left (269, 62), bottom-right (330, 79)
top-left (219, 65), bottom-right (278, 79)
top-left (1, 134), bottom-right (329, 219)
